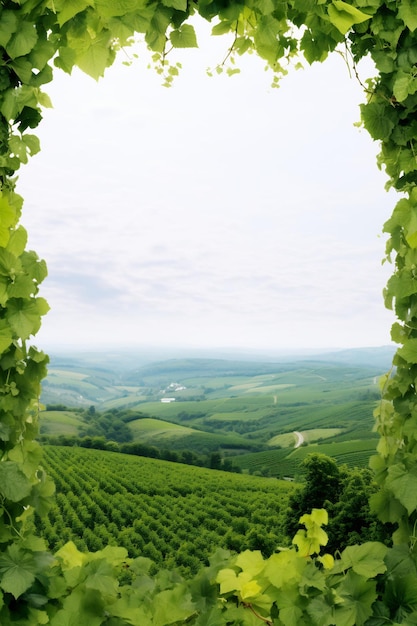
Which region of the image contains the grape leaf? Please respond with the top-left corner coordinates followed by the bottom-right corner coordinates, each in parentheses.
top-left (95, 0), bottom-right (141, 17)
top-left (6, 22), bottom-right (38, 58)
top-left (6, 226), bottom-right (27, 257)
top-left (398, 0), bottom-right (417, 31)
top-left (235, 550), bottom-right (265, 577)
top-left (84, 559), bottom-right (119, 596)
top-left (55, 541), bottom-right (86, 569)
top-left (0, 461), bottom-right (32, 501)
top-left (6, 297), bottom-right (49, 340)
top-left (360, 102), bottom-right (395, 141)
top-left (397, 338), bottom-right (417, 364)
top-left (163, 0), bottom-right (187, 9)
top-left (170, 25), bottom-right (198, 48)
top-left (153, 586), bottom-right (196, 626)
top-left (0, 544), bottom-right (37, 599)
top-left (54, 0), bottom-right (91, 26)
top-left (327, 1), bottom-right (371, 35)
top-left (0, 11), bottom-right (17, 48)
top-left (74, 31), bottom-right (115, 79)
top-left (335, 571), bottom-right (377, 626)
top-left (386, 463), bottom-right (417, 515)
top-left (333, 543), bottom-right (388, 578)
top-left (27, 474), bottom-right (55, 517)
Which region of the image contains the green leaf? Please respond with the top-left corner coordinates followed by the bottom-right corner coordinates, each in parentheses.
top-left (397, 338), bottom-right (417, 364)
top-left (54, 47), bottom-right (77, 74)
top-left (0, 11), bottom-right (17, 48)
top-left (8, 275), bottom-right (37, 298)
top-left (386, 463), bottom-right (417, 515)
top-left (385, 574), bottom-right (417, 618)
top-left (275, 588), bottom-right (304, 626)
top-left (162, 0), bottom-right (187, 9)
top-left (55, 541), bottom-right (86, 569)
top-left (15, 108), bottom-right (43, 132)
top-left (335, 571), bottom-right (377, 626)
top-left (169, 25), bottom-right (198, 48)
top-left (0, 544), bottom-right (36, 599)
top-left (333, 543), bottom-right (388, 578)
top-left (95, 0), bottom-right (143, 17)
top-left (216, 568), bottom-right (239, 594)
top-left (263, 550), bottom-right (306, 588)
top-left (398, 0), bottom-right (417, 31)
top-left (393, 71), bottom-right (417, 103)
top-left (211, 20), bottom-right (234, 36)
top-left (84, 558), bottom-right (119, 596)
top-left (74, 31), bottom-right (115, 79)
top-left (10, 58), bottom-right (34, 83)
top-left (235, 550), bottom-right (265, 577)
top-left (6, 21), bottom-right (38, 58)
top-left (0, 423), bottom-right (11, 442)
top-left (0, 461), bottom-right (32, 501)
top-left (153, 585), bottom-right (196, 626)
top-left (8, 440), bottom-right (44, 478)
top-left (6, 227), bottom-right (27, 257)
top-left (0, 193), bottom-right (19, 243)
top-left (54, 0), bottom-right (91, 26)
top-left (0, 320), bottom-right (13, 352)
top-left (254, 15), bottom-right (281, 64)
top-left (29, 40), bottom-right (56, 71)
top-left (360, 102), bottom-right (395, 141)
top-left (307, 595), bottom-right (335, 626)
top-left (327, 0), bottom-right (371, 34)
top-left (21, 251), bottom-right (48, 284)
top-left (6, 296), bottom-right (49, 339)
top-left (27, 474), bottom-right (55, 516)
top-left (109, 592), bottom-right (153, 625)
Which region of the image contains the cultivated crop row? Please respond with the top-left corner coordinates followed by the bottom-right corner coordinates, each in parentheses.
top-left (35, 446), bottom-right (295, 575)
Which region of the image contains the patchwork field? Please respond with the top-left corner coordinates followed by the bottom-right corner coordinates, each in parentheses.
top-left (39, 347), bottom-right (393, 477)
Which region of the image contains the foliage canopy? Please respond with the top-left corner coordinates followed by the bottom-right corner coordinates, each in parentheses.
top-left (1, 0), bottom-right (417, 623)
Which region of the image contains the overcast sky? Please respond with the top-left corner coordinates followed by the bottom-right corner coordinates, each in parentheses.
top-left (18, 23), bottom-right (397, 354)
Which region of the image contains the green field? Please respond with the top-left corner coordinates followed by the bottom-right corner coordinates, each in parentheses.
top-left (39, 350), bottom-right (391, 477)
top-left (35, 446), bottom-right (295, 575)
top-left (39, 411), bottom-right (84, 436)
top-left (130, 418), bottom-right (196, 439)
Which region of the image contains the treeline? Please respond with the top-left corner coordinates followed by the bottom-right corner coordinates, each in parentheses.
top-left (42, 404), bottom-right (243, 472)
top-left (39, 433), bottom-right (243, 473)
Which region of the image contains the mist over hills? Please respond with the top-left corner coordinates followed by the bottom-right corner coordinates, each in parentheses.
top-left (46, 344), bottom-right (395, 374)
top-left (41, 345), bottom-right (395, 409)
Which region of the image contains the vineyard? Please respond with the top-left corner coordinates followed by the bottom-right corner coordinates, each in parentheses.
top-left (34, 446), bottom-right (295, 576)
top-left (2, 0), bottom-right (417, 621)
top-left (233, 438), bottom-right (378, 477)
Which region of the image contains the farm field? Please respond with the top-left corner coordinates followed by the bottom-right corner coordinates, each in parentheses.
top-left (39, 347), bottom-right (393, 476)
top-left (35, 446), bottom-right (295, 576)
top-left (39, 410), bottom-right (85, 436)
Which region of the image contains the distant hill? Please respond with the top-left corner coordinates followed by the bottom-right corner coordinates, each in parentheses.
top-left (305, 345), bottom-right (395, 369)
top-left (40, 345), bottom-right (394, 407)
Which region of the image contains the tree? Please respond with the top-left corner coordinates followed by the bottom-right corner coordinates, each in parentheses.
top-left (284, 453), bottom-right (342, 539)
top-left (284, 453), bottom-right (391, 554)
top-left (1, 0), bottom-right (417, 623)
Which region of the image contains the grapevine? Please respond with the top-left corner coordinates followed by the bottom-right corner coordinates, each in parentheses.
top-left (0, 0), bottom-right (416, 624)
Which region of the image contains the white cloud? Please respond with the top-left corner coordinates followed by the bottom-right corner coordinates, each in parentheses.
top-left (19, 30), bottom-right (397, 352)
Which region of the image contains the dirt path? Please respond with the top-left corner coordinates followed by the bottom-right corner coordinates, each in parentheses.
top-left (294, 431), bottom-right (304, 448)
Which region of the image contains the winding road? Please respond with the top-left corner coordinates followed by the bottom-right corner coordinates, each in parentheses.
top-left (294, 431), bottom-right (304, 448)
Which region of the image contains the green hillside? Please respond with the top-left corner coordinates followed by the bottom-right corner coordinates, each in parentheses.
top-left (35, 446), bottom-right (295, 575)
top-left (39, 349), bottom-right (391, 477)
